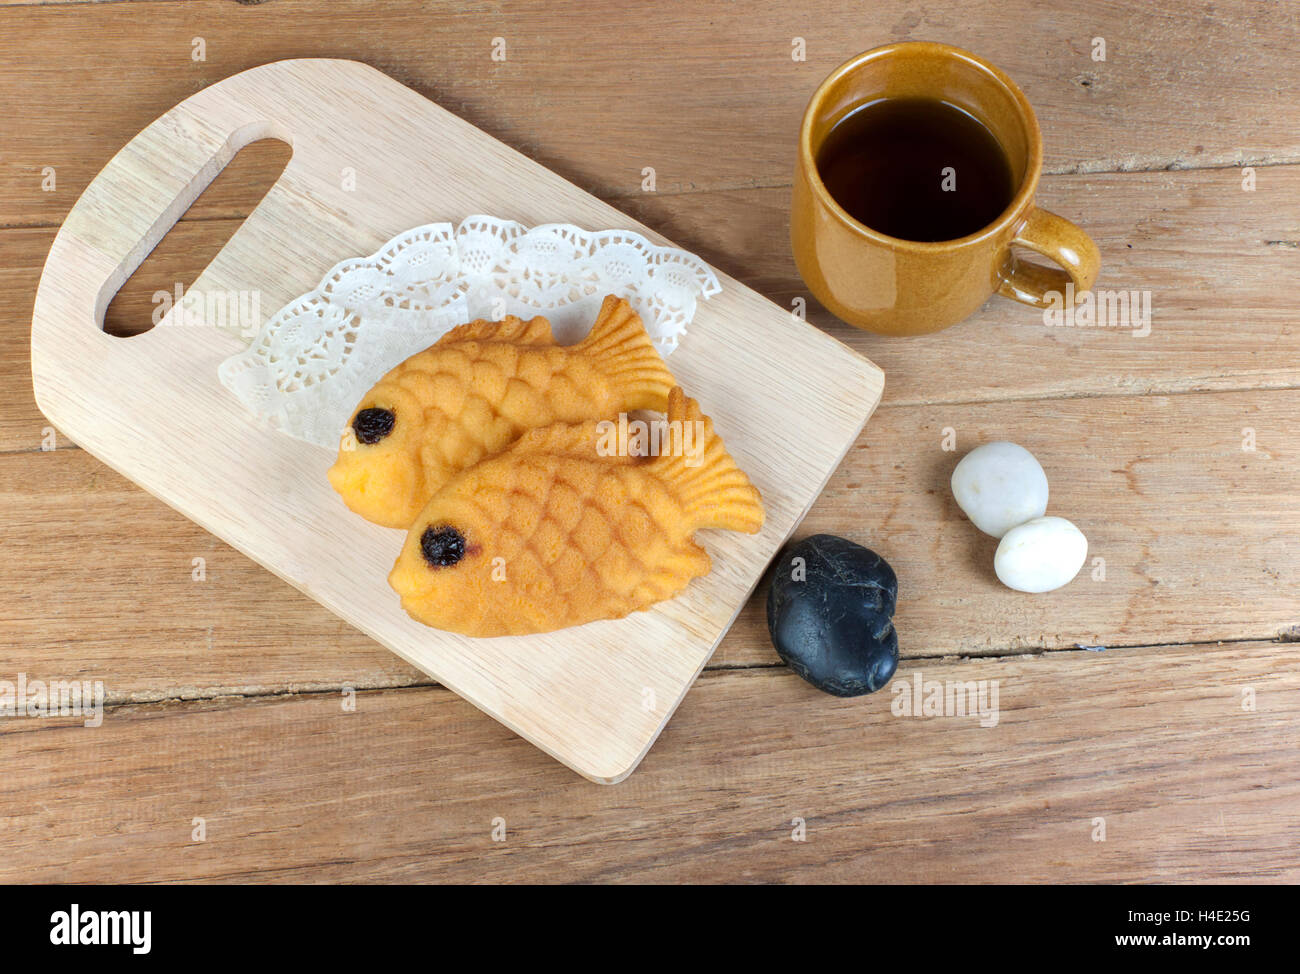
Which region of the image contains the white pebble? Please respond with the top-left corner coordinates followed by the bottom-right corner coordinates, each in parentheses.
top-left (994, 516), bottom-right (1088, 593)
top-left (950, 441), bottom-right (1049, 538)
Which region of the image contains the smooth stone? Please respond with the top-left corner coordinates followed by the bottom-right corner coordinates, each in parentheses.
top-left (766, 534), bottom-right (899, 697)
top-left (951, 441), bottom-right (1049, 538)
top-left (994, 516), bottom-right (1089, 593)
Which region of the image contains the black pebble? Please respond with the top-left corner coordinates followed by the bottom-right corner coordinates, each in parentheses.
top-left (421, 525), bottom-right (466, 567)
top-left (766, 534), bottom-right (899, 697)
top-left (353, 407), bottom-right (396, 444)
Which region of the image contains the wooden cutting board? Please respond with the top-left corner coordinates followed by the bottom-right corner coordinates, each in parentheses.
top-left (30, 59), bottom-right (883, 782)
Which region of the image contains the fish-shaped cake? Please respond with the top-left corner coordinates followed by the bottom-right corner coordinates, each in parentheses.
top-left (328, 295), bottom-right (676, 528)
top-left (388, 387), bottom-right (765, 636)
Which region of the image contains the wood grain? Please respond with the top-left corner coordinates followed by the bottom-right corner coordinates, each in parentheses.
top-left (621, 167), bottom-right (1300, 406)
top-left (2, 0), bottom-right (1298, 229)
top-left (1, 643), bottom-right (1294, 883)
top-left (3, 0), bottom-right (1297, 877)
top-left (4, 164), bottom-right (1296, 452)
top-left (5, 388), bottom-right (1296, 702)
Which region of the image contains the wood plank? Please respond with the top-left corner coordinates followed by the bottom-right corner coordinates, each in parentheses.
top-left (5, 164), bottom-right (1298, 449)
top-left (623, 165), bottom-right (1300, 405)
top-left (5, 0), bottom-right (1294, 876)
top-left (1, 643), bottom-right (1294, 882)
top-left (4, 388), bottom-right (1297, 701)
top-left (778, 386), bottom-right (1300, 656)
top-left (3, 0), bottom-right (1298, 228)
top-left (0, 430), bottom-right (428, 699)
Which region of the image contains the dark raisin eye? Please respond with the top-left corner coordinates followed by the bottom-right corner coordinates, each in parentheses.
top-left (353, 407), bottom-right (395, 445)
top-left (420, 525), bottom-right (466, 568)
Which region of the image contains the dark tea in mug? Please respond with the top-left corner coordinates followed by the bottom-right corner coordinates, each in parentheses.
top-left (815, 97), bottom-right (1016, 242)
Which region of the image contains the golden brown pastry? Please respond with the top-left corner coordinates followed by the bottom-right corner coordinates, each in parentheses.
top-left (388, 387), bottom-right (765, 636)
top-left (328, 295), bottom-right (675, 528)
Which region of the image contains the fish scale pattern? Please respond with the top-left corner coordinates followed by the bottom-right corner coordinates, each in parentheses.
top-left (329, 297), bottom-right (677, 529)
top-left (395, 344), bottom-right (609, 484)
top-left (456, 457), bottom-right (708, 634)
top-left (387, 389), bottom-right (765, 636)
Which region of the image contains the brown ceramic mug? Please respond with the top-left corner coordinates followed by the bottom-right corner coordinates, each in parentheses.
top-left (792, 42), bottom-right (1101, 336)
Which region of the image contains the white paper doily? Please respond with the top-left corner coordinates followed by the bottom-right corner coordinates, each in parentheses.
top-left (217, 216), bottom-right (722, 448)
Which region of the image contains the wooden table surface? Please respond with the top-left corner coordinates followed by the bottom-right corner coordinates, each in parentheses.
top-left (2, 0), bottom-right (1298, 883)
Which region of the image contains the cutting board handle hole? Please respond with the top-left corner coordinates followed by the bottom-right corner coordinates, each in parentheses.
top-left (102, 136), bottom-right (293, 338)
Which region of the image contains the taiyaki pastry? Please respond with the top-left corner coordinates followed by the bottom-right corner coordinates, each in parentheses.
top-left (388, 387), bottom-right (765, 637)
top-left (328, 295), bottom-right (676, 528)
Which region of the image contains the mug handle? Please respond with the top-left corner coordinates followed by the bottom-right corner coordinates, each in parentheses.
top-left (996, 206), bottom-right (1101, 307)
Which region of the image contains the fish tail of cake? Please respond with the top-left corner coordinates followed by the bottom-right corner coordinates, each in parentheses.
top-left (656, 387), bottom-right (765, 535)
top-left (575, 295), bottom-right (675, 410)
